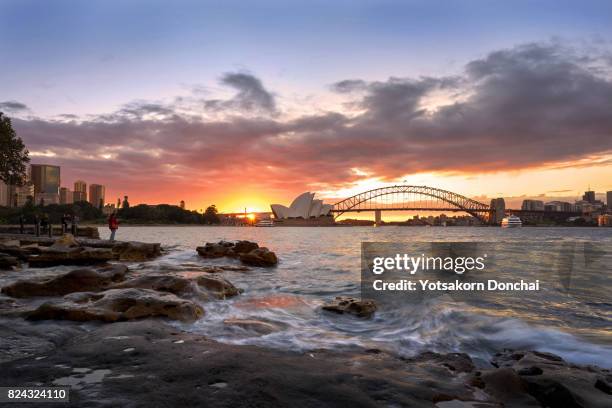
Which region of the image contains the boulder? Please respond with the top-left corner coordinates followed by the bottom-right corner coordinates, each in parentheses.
top-left (239, 247), bottom-right (278, 267)
top-left (0, 253), bottom-right (20, 270)
top-left (322, 296), bottom-right (377, 318)
top-left (48, 234), bottom-right (80, 250)
top-left (1, 264), bottom-right (128, 298)
top-left (111, 241), bottom-right (162, 261)
top-left (0, 243), bottom-right (39, 261)
top-left (27, 246), bottom-right (114, 267)
top-left (490, 350), bottom-right (612, 408)
top-left (27, 288), bottom-right (204, 323)
top-left (110, 275), bottom-right (207, 299)
top-left (196, 275), bottom-right (242, 299)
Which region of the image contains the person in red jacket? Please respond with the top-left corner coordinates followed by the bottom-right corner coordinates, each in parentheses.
top-left (108, 212), bottom-right (119, 241)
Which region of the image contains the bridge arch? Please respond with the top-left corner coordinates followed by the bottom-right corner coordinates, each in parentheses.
top-left (331, 185), bottom-right (491, 222)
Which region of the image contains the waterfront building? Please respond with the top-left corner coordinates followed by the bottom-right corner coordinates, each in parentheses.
top-left (60, 187), bottom-right (74, 204)
top-left (598, 214), bottom-right (612, 227)
top-left (521, 199), bottom-right (544, 211)
top-left (271, 192), bottom-right (333, 219)
top-left (544, 201), bottom-right (574, 212)
top-left (103, 203), bottom-right (116, 216)
top-left (607, 191), bottom-right (612, 208)
top-left (582, 190), bottom-right (596, 203)
top-left (73, 180), bottom-right (87, 202)
top-left (89, 184), bottom-right (106, 209)
top-left (35, 192), bottom-right (60, 206)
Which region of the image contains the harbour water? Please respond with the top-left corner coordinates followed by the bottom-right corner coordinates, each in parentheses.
top-left (91, 226), bottom-right (612, 368)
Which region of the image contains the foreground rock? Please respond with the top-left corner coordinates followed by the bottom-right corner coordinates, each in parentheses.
top-left (196, 240), bottom-right (278, 267)
top-left (111, 274), bottom-right (208, 300)
top-left (487, 349), bottom-right (612, 408)
top-left (1, 264), bottom-right (128, 298)
top-left (0, 253), bottom-right (20, 270)
top-left (223, 318), bottom-right (285, 335)
top-left (27, 288), bottom-right (204, 323)
top-left (27, 235), bottom-right (114, 267)
top-left (196, 275), bottom-right (243, 299)
top-left (239, 247), bottom-right (278, 267)
top-left (322, 296), bottom-right (377, 318)
top-left (2, 320), bottom-right (609, 407)
top-left (111, 241), bottom-right (162, 261)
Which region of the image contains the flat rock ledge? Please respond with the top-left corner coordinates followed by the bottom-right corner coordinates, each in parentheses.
top-left (0, 234), bottom-right (161, 267)
top-left (196, 240), bottom-right (278, 267)
top-left (27, 288), bottom-right (204, 323)
top-left (0, 320), bottom-right (610, 407)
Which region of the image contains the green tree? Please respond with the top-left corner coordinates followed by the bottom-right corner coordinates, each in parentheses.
top-left (0, 112), bottom-right (30, 186)
top-left (203, 205), bottom-right (220, 225)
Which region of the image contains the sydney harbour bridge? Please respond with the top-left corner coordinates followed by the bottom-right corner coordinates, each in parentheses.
top-left (223, 185), bottom-right (580, 225)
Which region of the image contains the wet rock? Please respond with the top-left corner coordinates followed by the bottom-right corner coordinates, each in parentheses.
top-left (27, 288), bottom-right (204, 323)
top-left (410, 351), bottom-right (475, 373)
top-left (112, 241), bottom-right (161, 261)
top-left (27, 247), bottom-right (114, 267)
top-left (1, 264), bottom-right (128, 298)
top-left (322, 296), bottom-right (377, 318)
top-left (196, 241), bottom-right (235, 258)
top-left (111, 275), bottom-right (207, 299)
top-left (0, 253), bottom-right (20, 270)
top-left (0, 243), bottom-right (39, 261)
top-left (490, 350), bottom-right (612, 408)
top-left (196, 275), bottom-right (242, 299)
top-left (239, 247), bottom-right (278, 267)
top-left (223, 318), bottom-right (284, 335)
top-left (49, 234), bottom-right (80, 250)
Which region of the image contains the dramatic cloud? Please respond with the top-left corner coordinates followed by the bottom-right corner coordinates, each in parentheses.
top-left (10, 42), bottom-right (612, 204)
top-left (0, 100), bottom-right (29, 113)
top-left (204, 72), bottom-right (277, 114)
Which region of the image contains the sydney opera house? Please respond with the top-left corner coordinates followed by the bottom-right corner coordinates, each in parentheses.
top-left (271, 192), bottom-right (334, 222)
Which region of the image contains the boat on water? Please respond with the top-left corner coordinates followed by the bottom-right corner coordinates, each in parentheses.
top-left (501, 215), bottom-right (522, 228)
top-left (255, 219), bottom-right (275, 227)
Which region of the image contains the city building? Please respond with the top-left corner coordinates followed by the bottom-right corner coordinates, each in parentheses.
top-left (103, 203), bottom-right (116, 216)
top-left (544, 201), bottom-right (574, 212)
top-left (607, 191), bottom-right (612, 208)
top-left (598, 214), bottom-right (612, 227)
top-left (0, 181), bottom-right (9, 207)
top-left (521, 199), bottom-right (544, 211)
top-left (14, 184), bottom-right (34, 207)
top-left (31, 164), bottom-right (60, 206)
top-left (60, 187), bottom-right (74, 205)
top-left (73, 180), bottom-right (87, 202)
top-left (271, 192), bottom-right (333, 219)
top-left (582, 190), bottom-right (596, 203)
top-left (89, 184), bottom-right (106, 209)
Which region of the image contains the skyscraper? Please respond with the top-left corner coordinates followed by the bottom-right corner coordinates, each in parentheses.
top-left (607, 191), bottom-right (612, 207)
top-left (89, 184), bottom-right (106, 209)
top-left (30, 164), bottom-right (60, 194)
top-left (74, 180), bottom-right (87, 202)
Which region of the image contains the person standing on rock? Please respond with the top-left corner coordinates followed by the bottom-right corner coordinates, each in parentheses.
top-left (108, 212), bottom-right (119, 241)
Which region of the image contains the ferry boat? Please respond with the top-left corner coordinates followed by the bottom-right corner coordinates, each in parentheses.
top-left (501, 215), bottom-right (522, 228)
top-left (255, 219), bottom-right (275, 227)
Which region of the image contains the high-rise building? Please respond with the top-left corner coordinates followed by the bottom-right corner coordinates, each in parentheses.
top-left (521, 199), bottom-right (544, 211)
top-left (31, 164), bottom-right (60, 194)
top-left (73, 180), bottom-right (87, 202)
top-left (31, 164), bottom-right (60, 206)
top-left (607, 191), bottom-right (612, 207)
top-left (0, 181), bottom-right (9, 207)
top-left (60, 187), bottom-right (74, 205)
top-left (582, 190), bottom-right (596, 203)
top-left (14, 184), bottom-right (34, 207)
top-left (89, 184), bottom-right (105, 209)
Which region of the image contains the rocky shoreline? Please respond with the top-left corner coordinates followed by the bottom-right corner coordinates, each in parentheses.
top-left (0, 234), bottom-right (610, 407)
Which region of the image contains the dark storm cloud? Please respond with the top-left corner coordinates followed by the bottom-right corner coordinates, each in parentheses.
top-left (0, 100), bottom-right (29, 112)
top-left (205, 72), bottom-right (276, 114)
top-left (10, 42), bottom-right (612, 192)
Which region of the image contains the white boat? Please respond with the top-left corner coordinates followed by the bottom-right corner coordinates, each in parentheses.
top-left (501, 215), bottom-right (522, 228)
top-left (255, 219), bottom-right (274, 227)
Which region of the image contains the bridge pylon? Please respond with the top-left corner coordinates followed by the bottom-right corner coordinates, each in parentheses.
top-left (374, 210), bottom-right (382, 226)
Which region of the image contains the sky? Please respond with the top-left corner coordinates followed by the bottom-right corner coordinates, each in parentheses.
top-left (1, 0), bottom-right (612, 215)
